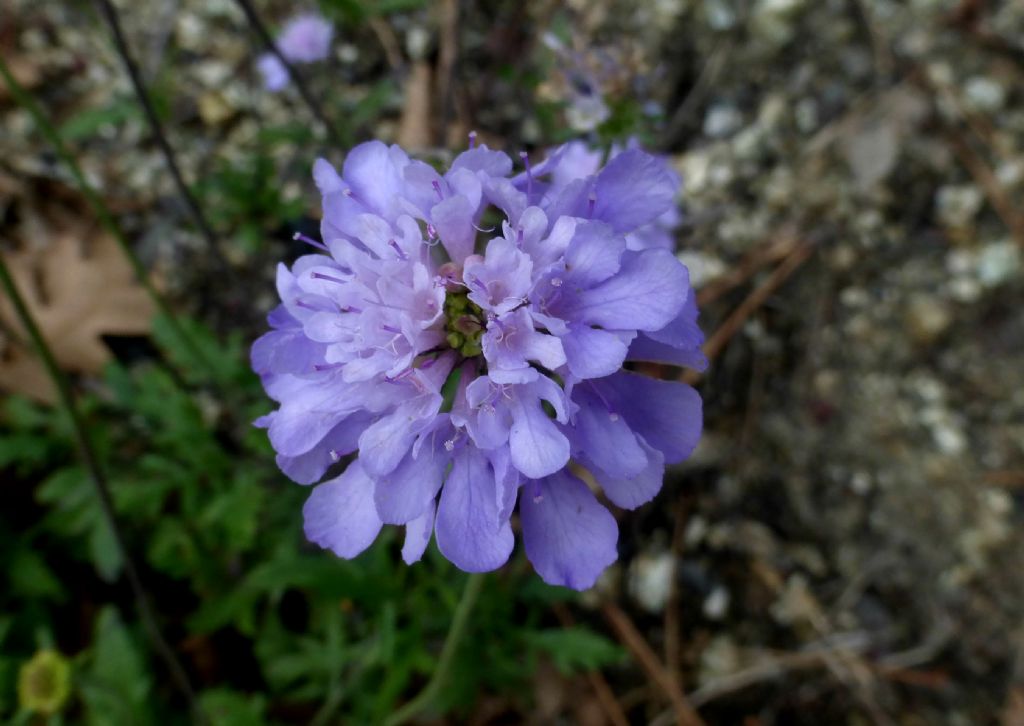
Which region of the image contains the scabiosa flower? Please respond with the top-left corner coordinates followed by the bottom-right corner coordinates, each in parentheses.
top-left (256, 13), bottom-right (334, 92)
top-left (252, 137), bottom-right (705, 590)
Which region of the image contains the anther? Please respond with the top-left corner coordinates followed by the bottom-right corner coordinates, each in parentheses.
top-left (587, 191), bottom-right (597, 217)
top-left (550, 277), bottom-right (563, 287)
top-left (520, 151), bottom-right (533, 196)
top-left (311, 271), bottom-right (347, 284)
top-left (468, 130), bottom-right (477, 149)
top-left (444, 439), bottom-right (456, 452)
top-left (329, 449), bottom-right (340, 462)
top-left (387, 239), bottom-right (409, 260)
top-left (293, 231), bottom-right (328, 251)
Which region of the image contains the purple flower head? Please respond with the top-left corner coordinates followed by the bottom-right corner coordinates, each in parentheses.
top-left (256, 12), bottom-right (334, 91)
top-left (253, 138), bottom-right (705, 590)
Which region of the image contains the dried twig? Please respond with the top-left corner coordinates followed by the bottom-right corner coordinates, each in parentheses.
top-left (685, 240), bottom-right (815, 384)
top-left (696, 228), bottom-right (800, 307)
top-left (367, 16), bottom-right (404, 71)
top-left (664, 496), bottom-right (690, 686)
top-left (552, 604), bottom-right (630, 726)
top-left (436, 0), bottom-right (459, 147)
top-left (944, 130), bottom-right (1024, 250)
top-left (601, 602), bottom-right (707, 726)
top-left (94, 0), bottom-right (228, 271)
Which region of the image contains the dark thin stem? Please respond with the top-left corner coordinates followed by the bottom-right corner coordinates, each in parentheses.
top-left (0, 55), bottom-right (217, 382)
top-left (384, 573), bottom-right (485, 726)
top-left (0, 256), bottom-right (206, 725)
top-left (94, 0), bottom-right (228, 271)
top-left (232, 0), bottom-right (345, 147)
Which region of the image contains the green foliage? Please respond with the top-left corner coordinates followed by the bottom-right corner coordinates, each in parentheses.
top-left (78, 608), bottom-right (154, 726)
top-left (58, 97), bottom-right (143, 142)
top-left (523, 627), bottom-right (625, 675)
top-left (1, 317), bottom-right (619, 722)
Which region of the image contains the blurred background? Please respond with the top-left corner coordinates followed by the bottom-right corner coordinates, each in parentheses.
top-left (2, 0), bottom-right (1023, 723)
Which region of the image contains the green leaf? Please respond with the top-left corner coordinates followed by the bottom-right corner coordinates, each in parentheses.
top-left (7, 548), bottom-right (64, 601)
top-left (89, 519), bottom-right (123, 582)
top-left (523, 627), bottom-right (625, 675)
top-left (80, 608), bottom-right (153, 726)
top-left (199, 689), bottom-right (272, 726)
top-left (58, 98), bottom-right (142, 142)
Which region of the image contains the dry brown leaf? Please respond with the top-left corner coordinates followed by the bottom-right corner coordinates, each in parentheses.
top-left (0, 218), bottom-right (155, 403)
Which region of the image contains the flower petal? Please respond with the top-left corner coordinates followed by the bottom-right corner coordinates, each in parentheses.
top-left (562, 249), bottom-right (686, 332)
top-left (508, 387), bottom-right (570, 479)
top-left (435, 446), bottom-right (514, 572)
top-left (401, 502), bottom-right (435, 565)
top-left (373, 437), bottom-right (449, 524)
top-left (590, 372), bottom-right (702, 464)
top-left (520, 471), bottom-right (618, 590)
top-left (571, 387), bottom-right (647, 478)
top-left (588, 435), bottom-right (665, 510)
top-left (593, 150), bottom-right (676, 233)
top-left (303, 461), bottom-right (383, 559)
top-left (561, 325), bottom-right (633, 380)
top-left (431, 195), bottom-right (476, 263)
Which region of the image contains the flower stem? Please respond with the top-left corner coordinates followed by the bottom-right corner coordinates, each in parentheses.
top-left (385, 573), bottom-right (486, 726)
top-left (94, 0), bottom-right (228, 270)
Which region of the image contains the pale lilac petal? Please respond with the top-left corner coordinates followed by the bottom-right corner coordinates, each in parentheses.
top-left (563, 221), bottom-right (624, 288)
top-left (303, 462), bottom-right (383, 559)
top-left (561, 325), bottom-right (634, 380)
top-left (508, 389), bottom-right (570, 478)
top-left (589, 435), bottom-right (665, 510)
top-left (257, 54), bottom-right (289, 91)
top-left (521, 471), bottom-right (618, 590)
top-left (561, 249), bottom-right (687, 332)
top-left (571, 388), bottom-right (647, 478)
top-left (373, 439), bottom-right (448, 524)
top-left (589, 373), bottom-right (702, 464)
top-left (431, 195), bottom-right (476, 263)
top-left (342, 141), bottom-right (409, 219)
top-left (357, 409), bottom-right (419, 477)
top-left (277, 413), bottom-right (370, 485)
top-left (435, 447), bottom-right (514, 572)
top-left (401, 502), bottom-right (435, 564)
top-left (451, 146), bottom-right (514, 177)
top-left (592, 150), bottom-right (676, 233)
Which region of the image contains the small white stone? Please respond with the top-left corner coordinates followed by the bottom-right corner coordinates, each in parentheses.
top-left (977, 241), bottom-right (1020, 288)
top-left (703, 104), bottom-right (743, 138)
top-left (703, 586), bottom-right (730, 620)
top-left (627, 553), bottom-right (675, 613)
top-left (964, 76), bottom-right (1006, 112)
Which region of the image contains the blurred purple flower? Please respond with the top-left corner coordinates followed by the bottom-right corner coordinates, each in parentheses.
top-left (252, 138), bottom-right (705, 590)
top-left (256, 13), bottom-right (334, 91)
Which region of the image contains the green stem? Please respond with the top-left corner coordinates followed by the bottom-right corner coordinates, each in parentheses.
top-left (0, 56), bottom-right (216, 381)
top-left (0, 256), bottom-right (206, 725)
top-left (385, 573), bottom-right (485, 726)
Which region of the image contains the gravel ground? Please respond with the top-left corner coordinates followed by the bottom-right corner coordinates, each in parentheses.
top-left (3, 0), bottom-right (1023, 722)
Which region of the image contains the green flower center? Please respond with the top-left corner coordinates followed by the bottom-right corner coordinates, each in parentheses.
top-left (443, 291), bottom-right (486, 358)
